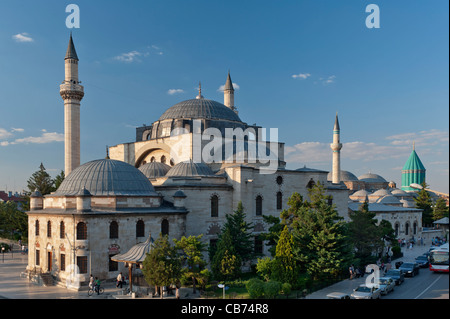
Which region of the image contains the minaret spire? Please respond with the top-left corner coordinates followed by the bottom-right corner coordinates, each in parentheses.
top-left (223, 70), bottom-right (237, 114)
top-left (196, 81), bottom-right (203, 99)
top-left (60, 34), bottom-right (84, 176)
top-left (330, 113), bottom-right (343, 184)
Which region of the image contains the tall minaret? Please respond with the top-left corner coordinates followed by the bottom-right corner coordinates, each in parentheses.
top-left (60, 34), bottom-right (84, 176)
top-left (224, 71), bottom-right (237, 114)
top-left (330, 113), bottom-right (342, 184)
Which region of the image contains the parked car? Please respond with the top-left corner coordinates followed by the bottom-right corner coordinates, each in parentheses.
top-left (378, 277), bottom-right (395, 295)
top-left (384, 269), bottom-right (405, 285)
top-left (326, 292), bottom-right (350, 299)
top-left (351, 285), bottom-right (382, 299)
top-left (415, 255), bottom-right (429, 268)
top-left (399, 262), bottom-right (420, 277)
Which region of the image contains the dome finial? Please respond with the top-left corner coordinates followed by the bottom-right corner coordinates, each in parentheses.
top-left (196, 81), bottom-right (203, 99)
top-left (413, 141), bottom-right (415, 150)
top-left (105, 145), bottom-right (110, 159)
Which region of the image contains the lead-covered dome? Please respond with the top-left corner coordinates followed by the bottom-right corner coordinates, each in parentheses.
top-left (54, 159), bottom-right (157, 196)
top-left (166, 160), bottom-right (214, 177)
top-left (159, 98), bottom-right (242, 122)
top-left (139, 162), bottom-right (171, 179)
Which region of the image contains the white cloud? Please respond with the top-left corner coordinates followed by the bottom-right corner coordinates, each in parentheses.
top-left (12, 33), bottom-right (34, 43)
top-left (386, 129), bottom-right (449, 147)
top-left (11, 128), bottom-right (24, 132)
top-left (217, 83), bottom-right (240, 92)
top-left (0, 128), bottom-right (13, 139)
top-left (1, 131), bottom-right (64, 146)
top-left (167, 89), bottom-right (184, 95)
top-left (292, 73), bottom-right (311, 79)
top-left (114, 51), bottom-right (144, 63)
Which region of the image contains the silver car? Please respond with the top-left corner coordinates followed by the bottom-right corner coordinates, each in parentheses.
top-left (378, 277), bottom-right (395, 295)
top-left (351, 285), bottom-right (382, 299)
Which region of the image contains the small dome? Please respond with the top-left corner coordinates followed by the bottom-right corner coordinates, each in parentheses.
top-left (173, 189), bottom-right (187, 198)
top-left (54, 159), bottom-right (157, 196)
top-left (350, 189), bottom-right (371, 197)
top-left (139, 162), bottom-right (171, 179)
top-left (327, 170), bottom-right (358, 181)
top-left (358, 173), bottom-right (387, 183)
top-left (159, 98), bottom-right (242, 122)
top-left (376, 195), bottom-right (402, 205)
top-left (371, 188), bottom-right (391, 197)
top-left (166, 160), bottom-right (214, 177)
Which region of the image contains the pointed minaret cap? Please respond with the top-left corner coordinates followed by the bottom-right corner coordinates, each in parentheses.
top-left (65, 32), bottom-right (79, 60)
top-left (334, 112), bottom-right (340, 131)
top-left (224, 70), bottom-right (234, 92)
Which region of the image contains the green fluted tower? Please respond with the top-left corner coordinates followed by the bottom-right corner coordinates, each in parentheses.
top-left (401, 143), bottom-right (426, 191)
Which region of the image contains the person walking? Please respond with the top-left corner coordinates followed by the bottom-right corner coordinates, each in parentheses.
top-left (116, 272), bottom-right (123, 288)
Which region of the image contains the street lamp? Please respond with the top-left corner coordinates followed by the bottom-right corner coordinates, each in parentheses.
top-left (217, 284), bottom-right (229, 299)
top-left (2, 247), bottom-right (4, 263)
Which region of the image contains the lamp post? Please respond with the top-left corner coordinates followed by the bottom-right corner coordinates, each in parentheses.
top-left (2, 247), bottom-right (4, 263)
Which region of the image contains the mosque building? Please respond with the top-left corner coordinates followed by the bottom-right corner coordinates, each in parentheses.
top-left (25, 35), bottom-right (349, 287)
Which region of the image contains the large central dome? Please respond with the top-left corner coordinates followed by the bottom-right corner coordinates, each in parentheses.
top-left (159, 98), bottom-right (242, 122)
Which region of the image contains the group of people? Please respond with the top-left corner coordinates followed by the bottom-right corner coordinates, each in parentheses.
top-left (348, 265), bottom-right (366, 279)
top-left (116, 272), bottom-right (127, 288)
top-left (88, 275), bottom-right (102, 294)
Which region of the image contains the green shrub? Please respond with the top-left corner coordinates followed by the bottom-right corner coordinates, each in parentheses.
top-left (246, 278), bottom-right (265, 299)
top-left (264, 281), bottom-right (281, 299)
top-left (281, 282), bottom-right (292, 296)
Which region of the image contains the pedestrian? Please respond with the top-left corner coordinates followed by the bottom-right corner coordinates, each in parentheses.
top-left (21, 245), bottom-right (25, 255)
top-left (116, 272), bottom-right (123, 288)
top-left (89, 274), bottom-right (94, 290)
top-left (349, 264), bottom-right (354, 279)
top-left (94, 277), bottom-right (101, 295)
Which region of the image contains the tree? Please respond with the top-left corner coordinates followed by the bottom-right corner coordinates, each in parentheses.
top-left (54, 170), bottom-right (65, 190)
top-left (0, 201), bottom-right (28, 240)
top-left (270, 225), bottom-right (300, 284)
top-left (27, 163), bottom-right (55, 195)
top-left (210, 228), bottom-right (241, 281)
top-left (347, 199), bottom-right (383, 265)
top-left (259, 214), bottom-right (283, 257)
top-left (173, 235), bottom-right (207, 294)
top-left (223, 201), bottom-right (254, 264)
top-left (142, 234), bottom-right (181, 299)
top-left (433, 198), bottom-right (449, 221)
top-left (282, 183), bottom-right (351, 282)
top-left (414, 182), bottom-right (434, 226)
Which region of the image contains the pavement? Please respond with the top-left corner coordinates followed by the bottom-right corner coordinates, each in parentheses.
top-left (0, 239), bottom-right (434, 299)
top-left (305, 243), bottom-right (433, 299)
top-left (0, 240), bottom-right (197, 299)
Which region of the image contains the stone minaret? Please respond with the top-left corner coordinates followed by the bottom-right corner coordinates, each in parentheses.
top-left (330, 113), bottom-right (342, 184)
top-left (60, 34), bottom-right (84, 176)
top-left (224, 71), bottom-right (237, 114)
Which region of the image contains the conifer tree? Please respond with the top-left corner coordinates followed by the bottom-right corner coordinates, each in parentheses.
top-left (27, 163), bottom-right (55, 195)
top-left (414, 182), bottom-right (434, 226)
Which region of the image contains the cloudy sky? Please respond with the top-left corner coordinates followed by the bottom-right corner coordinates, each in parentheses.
top-left (0, 0), bottom-right (448, 193)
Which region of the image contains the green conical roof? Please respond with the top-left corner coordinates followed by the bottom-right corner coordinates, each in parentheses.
top-left (402, 149), bottom-right (425, 171)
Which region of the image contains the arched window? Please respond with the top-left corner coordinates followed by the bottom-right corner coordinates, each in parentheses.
top-left (110, 221), bottom-right (119, 239)
top-left (60, 221), bottom-right (65, 239)
top-left (211, 195), bottom-right (219, 217)
top-left (307, 179), bottom-right (315, 189)
top-left (76, 222), bottom-right (87, 240)
top-left (394, 223), bottom-right (399, 237)
top-left (256, 195), bottom-right (263, 216)
top-left (136, 220), bottom-right (145, 238)
top-left (35, 220), bottom-right (40, 236)
top-left (150, 156), bottom-right (156, 162)
top-left (161, 219), bottom-right (169, 236)
top-left (161, 155), bottom-right (166, 164)
top-left (405, 222), bottom-right (410, 236)
top-left (276, 192), bottom-right (283, 210)
top-left (413, 222), bottom-right (417, 235)
top-left (47, 221), bottom-right (52, 238)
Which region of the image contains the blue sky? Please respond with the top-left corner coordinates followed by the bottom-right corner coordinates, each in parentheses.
top-left (0, 0), bottom-right (448, 194)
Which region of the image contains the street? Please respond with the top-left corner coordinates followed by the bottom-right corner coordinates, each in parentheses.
top-left (382, 269), bottom-right (448, 299)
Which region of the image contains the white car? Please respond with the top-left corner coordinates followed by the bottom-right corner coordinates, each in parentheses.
top-left (378, 277), bottom-right (395, 295)
top-left (351, 285), bottom-right (382, 299)
top-left (326, 292), bottom-right (350, 299)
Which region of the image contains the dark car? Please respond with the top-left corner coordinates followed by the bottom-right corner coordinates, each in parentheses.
top-left (384, 269), bottom-right (405, 285)
top-left (415, 255), bottom-right (429, 268)
top-left (399, 262), bottom-right (420, 277)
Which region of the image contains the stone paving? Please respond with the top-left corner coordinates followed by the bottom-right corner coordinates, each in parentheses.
top-left (0, 239), bottom-right (434, 299)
